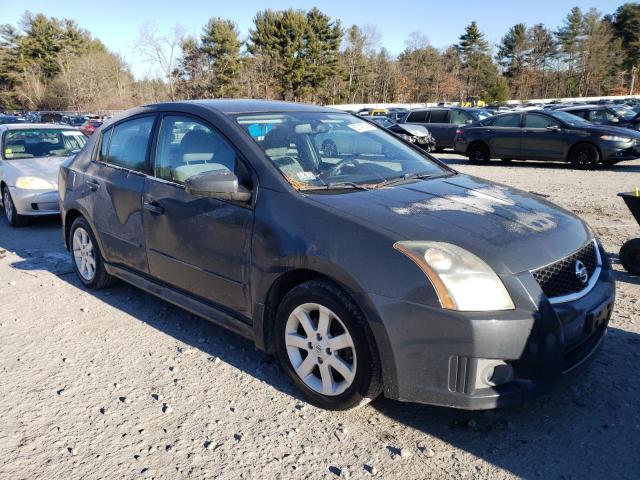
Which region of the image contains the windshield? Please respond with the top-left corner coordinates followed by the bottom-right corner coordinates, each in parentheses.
top-left (609, 105), bottom-right (637, 121)
top-left (547, 110), bottom-right (592, 127)
top-left (3, 128), bottom-right (87, 159)
top-left (235, 112), bottom-right (447, 189)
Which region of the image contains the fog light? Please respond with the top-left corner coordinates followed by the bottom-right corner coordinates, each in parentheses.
top-left (474, 359), bottom-right (514, 389)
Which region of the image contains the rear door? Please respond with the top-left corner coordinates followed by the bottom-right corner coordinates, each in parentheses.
top-left (425, 109), bottom-right (451, 148)
top-left (521, 113), bottom-right (568, 160)
top-left (486, 113), bottom-right (523, 158)
top-left (84, 115), bottom-right (156, 272)
top-left (142, 113), bottom-right (255, 315)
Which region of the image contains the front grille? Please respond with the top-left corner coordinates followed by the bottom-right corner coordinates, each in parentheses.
top-left (532, 241), bottom-right (599, 299)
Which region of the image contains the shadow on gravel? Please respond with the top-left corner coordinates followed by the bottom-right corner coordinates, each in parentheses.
top-left (438, 155), bottom-right (640, 173)
top-left (371, 326), bottom-right (640, 479)
top-left (2, 221), bottom-right (639, 479)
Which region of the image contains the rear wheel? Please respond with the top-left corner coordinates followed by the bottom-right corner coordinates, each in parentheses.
top-left (70, 217), bottom-right (115, 289)
top-left (468, 143), bottom-right (491, 164)
top-left (620, 238), bottom-right (640, 275)
top-left (274, 280), bottom-right (382, 410)
top-left (569, 143), bottom-right (599, 169)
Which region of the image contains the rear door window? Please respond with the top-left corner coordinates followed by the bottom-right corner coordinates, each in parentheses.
top-left (104, 116), bottom-right (155, 172)
top-left (429, 110), bottom-right (449, 123)
top-left (405, 111), bottom-right (428, 123)
top-left (491, 114), bottom-right (521, 127)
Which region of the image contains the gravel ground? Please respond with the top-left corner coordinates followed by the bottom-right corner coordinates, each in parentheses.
top-left (1, 155), bottom-right (639, 480)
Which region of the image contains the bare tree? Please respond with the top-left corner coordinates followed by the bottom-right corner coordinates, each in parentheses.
top-left (135, 22), bottom-right (184, 100)
top-left (15, 64), bottom-right (47, 109)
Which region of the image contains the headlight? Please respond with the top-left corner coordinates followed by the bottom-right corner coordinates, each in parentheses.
top-left (15, 176), bottom-right (56, 190)
top-left (600, 135), bottom-right (633, 143)
top-left (394, 241), bottom-right (515, 311)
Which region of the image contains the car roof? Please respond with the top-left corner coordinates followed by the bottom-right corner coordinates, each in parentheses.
top-left (0, 122), bottom-right (78, 131)
top-left (560, 104), bottom-right (606, 110)
top-left (148, 99), bottom-right (339, 115)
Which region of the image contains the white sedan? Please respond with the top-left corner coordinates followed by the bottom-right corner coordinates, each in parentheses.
top-left (0, 123), bottom-right (87, 226)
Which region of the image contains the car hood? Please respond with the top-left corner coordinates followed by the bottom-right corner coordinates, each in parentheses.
top-left (308, 174), bottom-right (592, 274)
top-left (3, 156), bottom-right (67, 186)
top-left (393, 124), bottom-right (431, 137)
top-left (584, 124), bottom-right (640, 137)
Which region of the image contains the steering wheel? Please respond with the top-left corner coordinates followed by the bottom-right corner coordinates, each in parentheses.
top-left (320, 157), bottom-right (361, 179)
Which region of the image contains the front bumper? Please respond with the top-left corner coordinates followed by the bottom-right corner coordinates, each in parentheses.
top-left (368, 258), bottom-right (615, 410)
top-left (7, 186), bottom-right (60, 216)
top-left (600, 141), bottom-right (640, 161)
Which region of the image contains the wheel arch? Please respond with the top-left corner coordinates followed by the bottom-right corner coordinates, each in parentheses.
top-left (466, 140), bottom-right (491, 157)
top-left (567, 141), bottom-right (602, 163)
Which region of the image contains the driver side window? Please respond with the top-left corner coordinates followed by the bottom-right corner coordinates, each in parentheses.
top-left (154, 115), bottom-right (240, 185)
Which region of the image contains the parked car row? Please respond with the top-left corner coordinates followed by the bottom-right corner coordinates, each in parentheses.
top-left (0, 100), bottom-right (614, 414)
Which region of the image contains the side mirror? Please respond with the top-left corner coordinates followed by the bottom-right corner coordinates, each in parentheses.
top-left (611, 117), bottom-right (620, 123)
top-left (465, 119), bottom-right (473, 125)
top-left (546, 125), bottom-right (560, 132)
top-left (185, 170), bottom-right (251, 202)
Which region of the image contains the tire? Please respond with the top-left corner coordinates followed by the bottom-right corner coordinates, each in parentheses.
top-left (569, 143), bottom-right (599, 169)
top-left (2, 186), bottom-right (27, 227)
top-left (620, 238), bottom-right (640, 275)
top-left (468, 143), bottom-right (491, 164)
top-left (322, 140), bottom-right (338, 158)
top-left (69, 216), bottom-right (115, 289)
top-left (274, 280), bottom-right (382, 410)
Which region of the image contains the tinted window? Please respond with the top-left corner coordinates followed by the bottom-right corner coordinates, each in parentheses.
top-left (587, 109), bottom-right (616, 123)
top-left (449, 110), bottom-right (471, 124)
top-left (105, 116), bottom-right (154, 171)
top-left (99, 128), bottom-right (111, 162)
top-left (155, 115), bottom-right (238, 184)
top-left (524, 114), bottom-right (558, 128)
top-left (429, 110), bottom-right (449, 123)
top-left (406, 111), bottom-right (427, 123)
top-left (569, 110), bottom-right (588, 119)
top-left (492, 114), bottom-right (521, 127)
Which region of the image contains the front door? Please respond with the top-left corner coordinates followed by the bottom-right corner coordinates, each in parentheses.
top-left (84, 115), bottom-right (156, 273)
top-left (142, 114), bottom-right (254, 316)
top-left (521, 113), bottom-right (568, 160)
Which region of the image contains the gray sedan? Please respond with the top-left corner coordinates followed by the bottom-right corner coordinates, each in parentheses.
top-left (59, 100), bottom-right (614, 410)
top-left (0, 124), bottom-right (86, 226)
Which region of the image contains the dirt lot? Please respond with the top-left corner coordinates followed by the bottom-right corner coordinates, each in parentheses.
top-left (1, 155), bottom-right (639, 480)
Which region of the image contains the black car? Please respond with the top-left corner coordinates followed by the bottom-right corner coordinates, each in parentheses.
top-left (558, 104), bottom-right (640, 131)
top-left (59, 100), bottom-right (613, 411)
top-left (454, 109), bottom-right (640, 168)
top-left (403, 107), bottom-right (492, 151)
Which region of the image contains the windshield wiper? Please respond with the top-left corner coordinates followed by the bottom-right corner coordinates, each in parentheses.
top-left (299, 181), bottom-right (370, 191)
top-left (373, 172), bottom-right (433, 189)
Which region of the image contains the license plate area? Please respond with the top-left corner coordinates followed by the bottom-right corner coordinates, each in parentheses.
top-left (584, 300), bottom-right (613, 335)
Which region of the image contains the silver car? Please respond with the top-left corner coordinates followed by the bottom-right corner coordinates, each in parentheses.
top-left (0, 123), bottom-right (87, 226)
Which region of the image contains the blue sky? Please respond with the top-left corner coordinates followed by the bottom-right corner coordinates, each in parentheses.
top-left (0, 0), bottom-right (626, 79)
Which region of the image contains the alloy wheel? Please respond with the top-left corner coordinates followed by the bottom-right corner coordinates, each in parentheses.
top-left (72, 227), bottom-right (96, 281)
top-left (284, 302), bottom-right (356, 396)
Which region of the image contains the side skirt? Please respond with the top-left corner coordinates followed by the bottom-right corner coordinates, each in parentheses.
top-left (104, 263), bottom-right (254, 342)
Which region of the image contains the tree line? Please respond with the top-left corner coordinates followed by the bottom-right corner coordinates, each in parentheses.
top-left (1, 4), bottom-right (640, 112)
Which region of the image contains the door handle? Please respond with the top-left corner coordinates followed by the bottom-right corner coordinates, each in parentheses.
top-left (143, 200), bottom-right (164, 215)
top-left (86, 179), bottom-right (100, 191)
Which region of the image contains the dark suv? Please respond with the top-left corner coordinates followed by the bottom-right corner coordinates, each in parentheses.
top-left (59, 100), bottom-right (614, 411)
top-left (403, 107), bottom-right (492, 150)
top-left (558, 104), bottom-right (640, 131)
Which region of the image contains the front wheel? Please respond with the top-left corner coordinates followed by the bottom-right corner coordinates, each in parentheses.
top-left (569, 143), bottom-right (599, 169)
top-left (70, 216), bottom-right (115, 289)
top-left (620, 238), bottom-right (640, 275)
top-left (275, 280), bottom-right (382, 410)
top-left (2, 186), bottom-right (27, 227)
